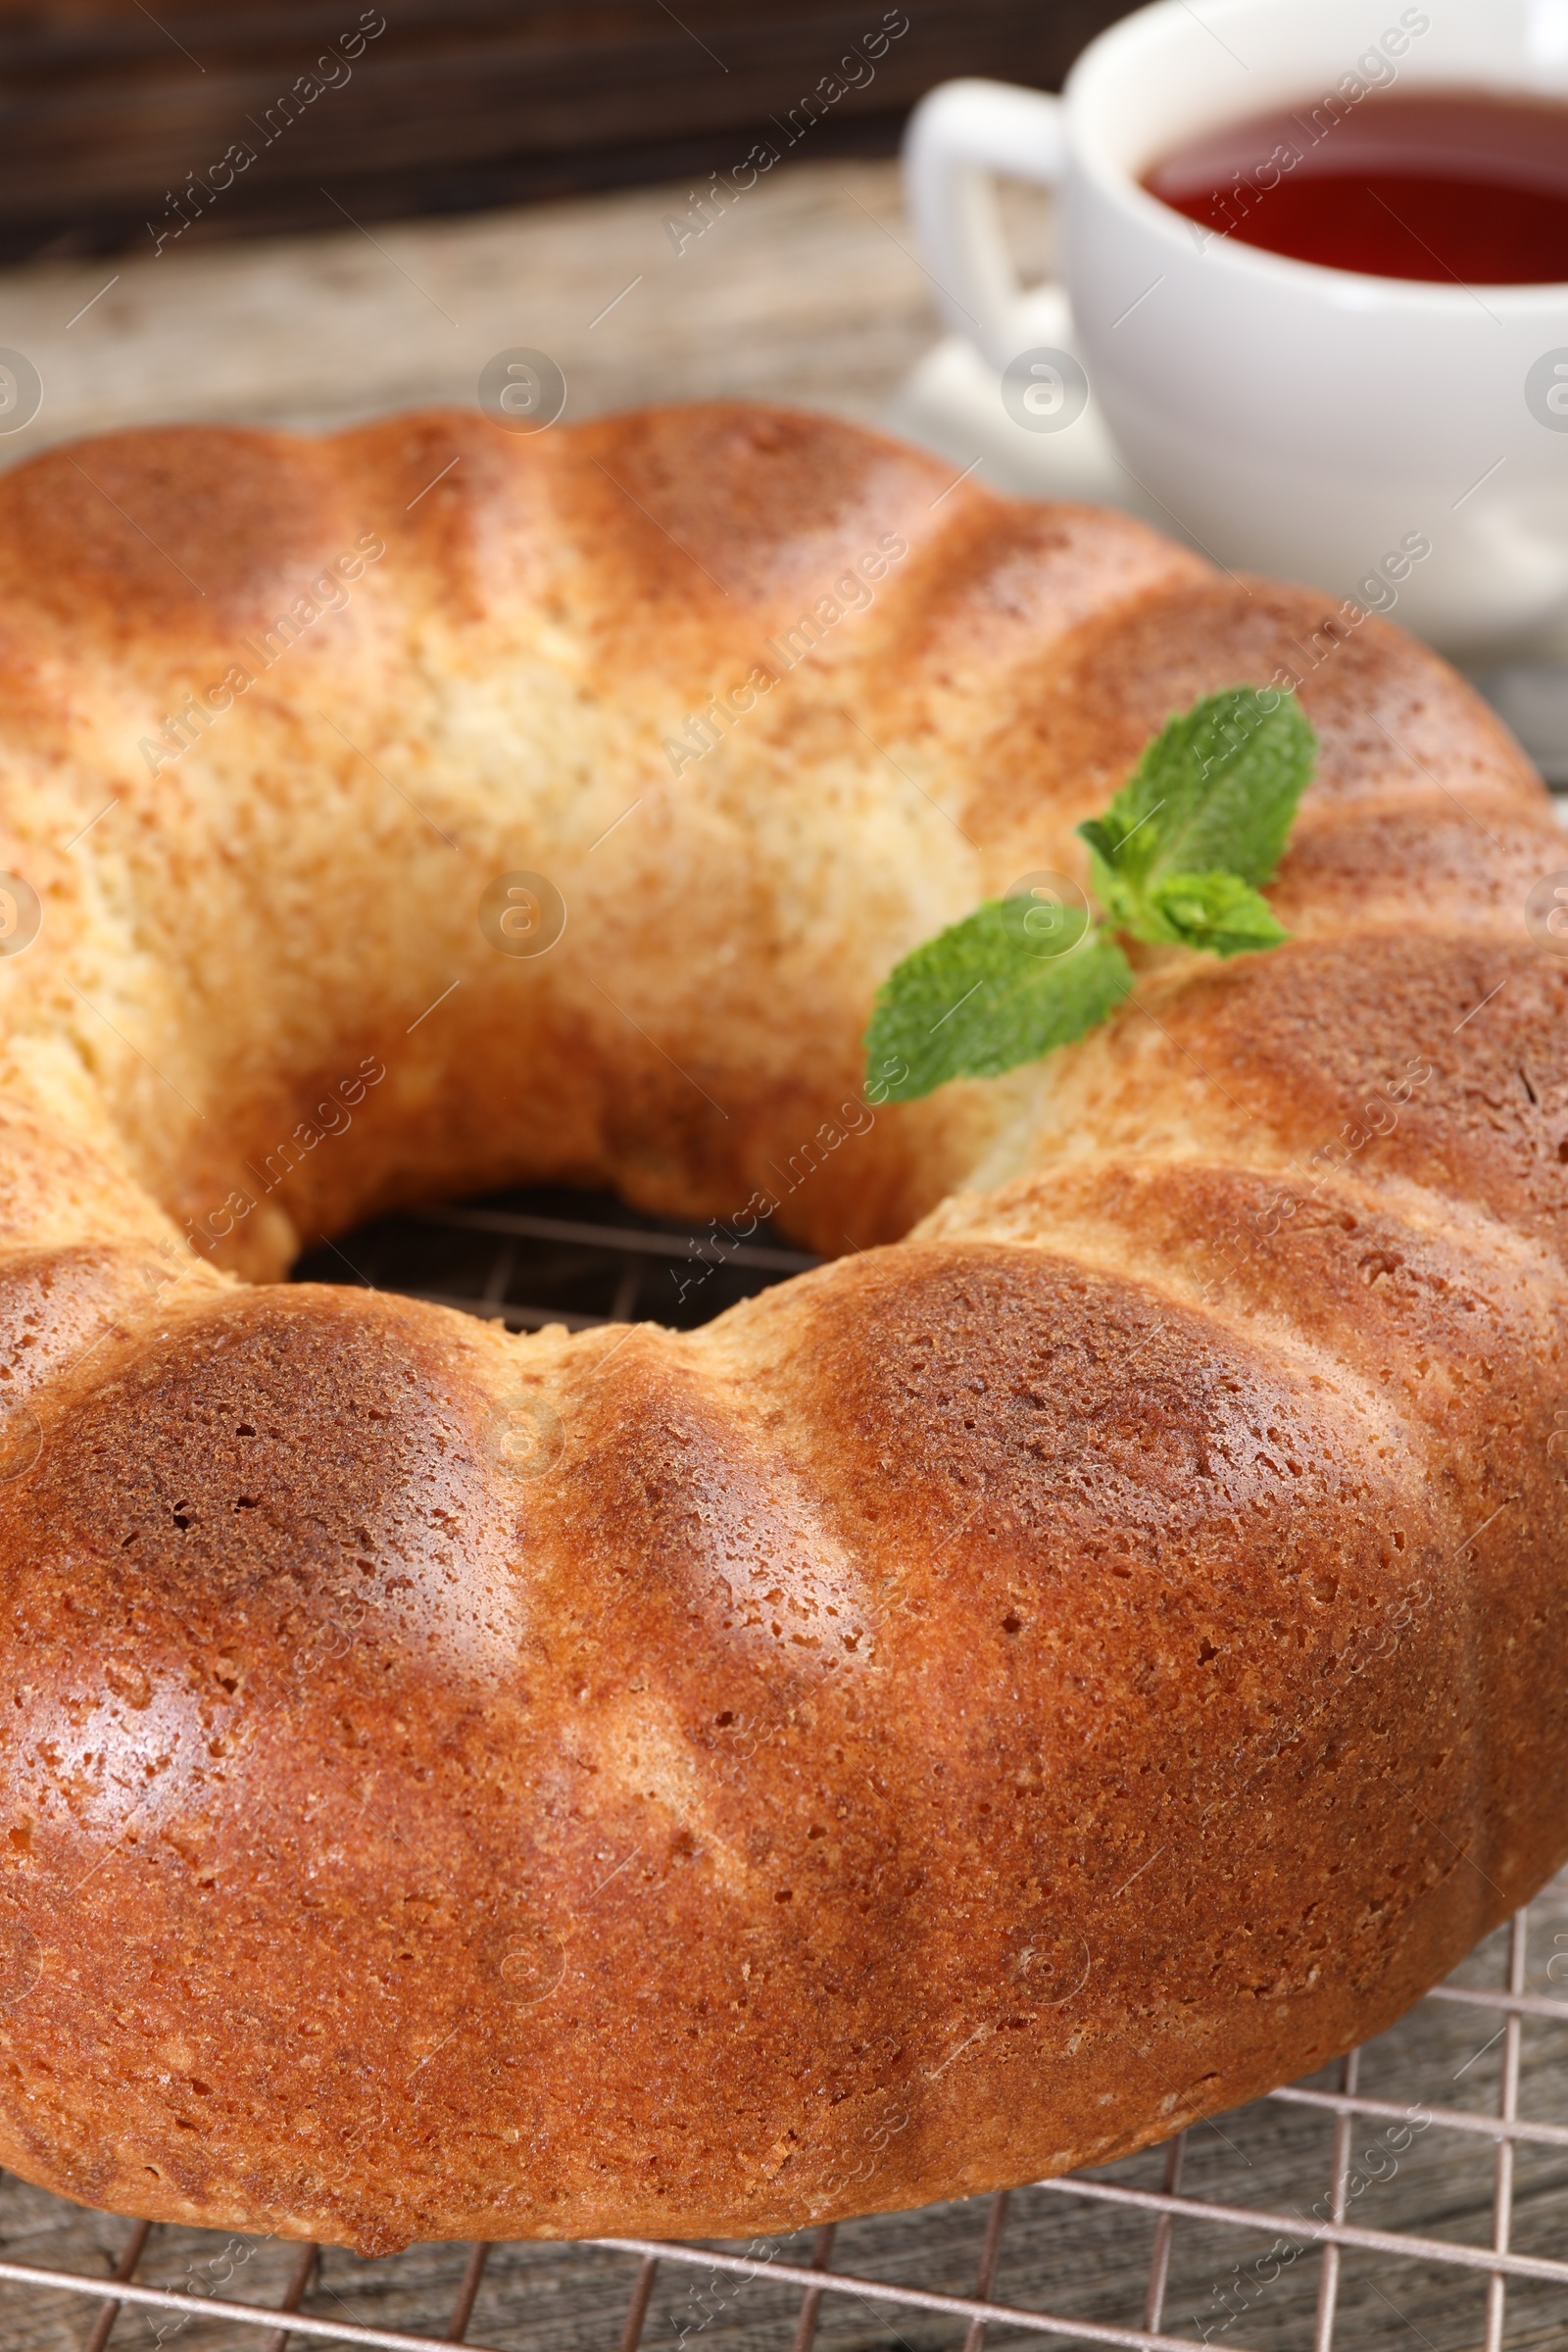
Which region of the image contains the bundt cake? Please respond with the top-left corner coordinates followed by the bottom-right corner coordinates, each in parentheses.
top-left (0, 401), bottom-right (1561, 2253)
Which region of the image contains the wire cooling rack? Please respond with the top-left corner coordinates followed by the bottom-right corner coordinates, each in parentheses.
top-left (10, 890), bottom-right (1568, 2352)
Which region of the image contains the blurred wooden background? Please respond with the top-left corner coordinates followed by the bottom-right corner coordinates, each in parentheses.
top-left (0, 0), bottom-right (1132, 263)
top-left (0, 158), bottom-right (1060, 454)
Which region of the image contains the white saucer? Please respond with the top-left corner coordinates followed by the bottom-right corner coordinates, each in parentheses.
top-left (883, 285), bottom-right (1162, 523)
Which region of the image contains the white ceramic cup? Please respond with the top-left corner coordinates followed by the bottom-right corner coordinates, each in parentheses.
top-left (904, 0), bottom-right (1568, 651)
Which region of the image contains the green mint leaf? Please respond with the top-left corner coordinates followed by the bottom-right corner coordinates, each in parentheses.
top-left (864, 685), bottom-right (1312, 1101)
top-left (1075, 818), bottom-right (1137, 931)
top-left (1079, 686), bottom-right (1315, 894)
top-left (1140, 869), bottom-right (1292, 957)
top-left (864, 896), bottom-right (1132, 1102)
top-left (1075, 817), bottom-right (1120, 870)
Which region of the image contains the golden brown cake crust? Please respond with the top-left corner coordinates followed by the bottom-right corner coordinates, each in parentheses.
top-left (0, 402), bottom-right (1561, 2249)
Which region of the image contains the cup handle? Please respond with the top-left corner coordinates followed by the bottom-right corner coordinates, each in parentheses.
top-left (903, 77), bottom-right (1066, 375)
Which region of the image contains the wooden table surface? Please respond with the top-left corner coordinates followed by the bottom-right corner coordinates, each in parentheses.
top-left (0, 157), bottom-right (1054, 454)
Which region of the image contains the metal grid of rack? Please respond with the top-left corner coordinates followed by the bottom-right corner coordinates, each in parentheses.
top-left (5, 1102), bottom-right (1568, 2345)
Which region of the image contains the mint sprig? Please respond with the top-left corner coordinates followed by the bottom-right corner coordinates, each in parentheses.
top-left (864, 686), bottom-right (1315, 1103)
